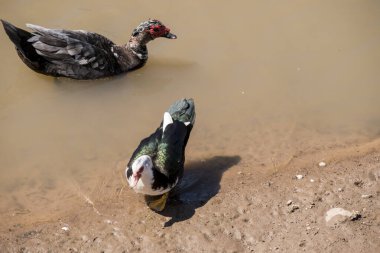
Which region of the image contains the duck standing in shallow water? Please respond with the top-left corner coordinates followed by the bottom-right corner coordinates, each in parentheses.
top-left (126, 98), bottom-right (195, 211)
top-left (1, 19), bottom-right (176, 79)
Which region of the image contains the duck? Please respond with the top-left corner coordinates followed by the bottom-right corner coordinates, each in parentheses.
top-left (125, 98), bottom-right (195, 211)
top-left (1, 19), bottom-right (177, 80)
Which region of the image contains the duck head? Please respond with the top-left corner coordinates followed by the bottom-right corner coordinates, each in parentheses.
top-left (131, 19), bottom-right (177, 43)
top-left (127, 155), bottom-right (154, 188)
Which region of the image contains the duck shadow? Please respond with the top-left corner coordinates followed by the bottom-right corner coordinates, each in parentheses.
top-left (158, 155), bottom-right (241, 227)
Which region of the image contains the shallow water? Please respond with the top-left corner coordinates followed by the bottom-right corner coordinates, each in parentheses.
top-left (0, 0), bottom-right (380, 224)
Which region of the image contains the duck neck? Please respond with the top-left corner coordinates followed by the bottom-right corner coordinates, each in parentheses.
top-left (126, 35), bottom-right (152, 61)
top-left (116, 34), bottom-right (153, 71)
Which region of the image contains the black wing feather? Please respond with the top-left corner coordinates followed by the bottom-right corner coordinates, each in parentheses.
top-left (25, 24), bottom-right (120, 75)
top-left (155, 121), bottom-right (189, 179)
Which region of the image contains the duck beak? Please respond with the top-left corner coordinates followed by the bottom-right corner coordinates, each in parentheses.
top-left (165, 32), bottom-right (177, 39)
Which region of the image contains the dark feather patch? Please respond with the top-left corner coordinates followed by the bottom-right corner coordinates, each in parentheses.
top-left (22, 23), bottom-right (121, 77)
top-left (38, 34), bottom-right (67, 47)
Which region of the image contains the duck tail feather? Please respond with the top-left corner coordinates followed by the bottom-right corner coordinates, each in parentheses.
top-left (1, 19), bottom-right (32, 49)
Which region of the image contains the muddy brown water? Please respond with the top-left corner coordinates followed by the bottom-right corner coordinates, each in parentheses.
top-left (0, 1), bottom-right (379, 226)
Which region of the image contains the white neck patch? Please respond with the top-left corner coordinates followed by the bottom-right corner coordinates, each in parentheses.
top-left (163, 112), bottom-right (173, 133)
top-left (130, 48), bottom-right (148, 60)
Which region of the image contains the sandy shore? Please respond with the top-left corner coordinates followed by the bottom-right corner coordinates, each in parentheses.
top-left (1, 138), bottom-right (379, 253)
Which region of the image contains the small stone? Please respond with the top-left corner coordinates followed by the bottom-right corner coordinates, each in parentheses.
top-left (93, 237), bottom-right (102, 243)
top-left (294, 187), bottom-right (302, 193)
top-left (295, 175), bottom-right (304, 180)
top-left (325, 208), bottom-right (352, 223)
top-left (310, 179), bottom-right (315, 183)
top-left (306, 226), bottom-right (311, 230)
top-left (81, 235), bottom-right (89, 241)
top-left (104, 219), bottom-right (112, 224)
top-left (286, 200), bottom-right (293, 206)
top-left (237, 171), bottom-right (242, 175)
top-left (354, 180), bottom-right (363, 187)
top-left (318, 162), bottom-right (326, 167)
top-left (23, 230), bottom-right (38, 238)
top-left (338, 188), bottom-right (343, 192)
top-left (237, 206), bottom-right (246, 215)
top-left (61, 226), bottom-right (69, 232)
top-left (288, 204), bottom-right (300, 213)
top-left (361, 194), bottom-right (372, 199)
top-left (350, 211), bottom-right (362, 221)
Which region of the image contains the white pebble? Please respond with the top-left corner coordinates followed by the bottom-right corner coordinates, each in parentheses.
top-left (310, 179), bottom-right (315, 183)
top-left (318, 162), bottom-right (326, 167)
top-left (361, 194), bottom-right (372, 199)
top-left (104, 219), bottom-right (112, 224)
top-left (286, 200), bottom-right (293, 206)
top-left (61, 226), bottom-right (70, 232)
top-left (296, 175), bottom-right (303, 180)
top-left (325, 208), bottom-right (352, 222)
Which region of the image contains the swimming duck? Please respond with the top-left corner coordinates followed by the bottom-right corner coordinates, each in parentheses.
top-left (125, 98), bottom-right (195, 211)
top-left (1, 19), bottom-right (176, 79)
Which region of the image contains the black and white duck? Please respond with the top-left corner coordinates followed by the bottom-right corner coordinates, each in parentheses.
top-left (1, 19), bottom-right (176, 79)
top-left (125, 98), bottom-right (195, 211)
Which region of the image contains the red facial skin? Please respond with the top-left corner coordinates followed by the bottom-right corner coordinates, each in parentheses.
top-left (133, 167), bottom-right (144, 182)
top-left (149, 24), bottom-right (170, 38)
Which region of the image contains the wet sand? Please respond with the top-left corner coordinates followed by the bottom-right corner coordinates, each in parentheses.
top-left (0, 0), bottom-right (380, 252)
top-left (1, 138), bottom-right (379, 252)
